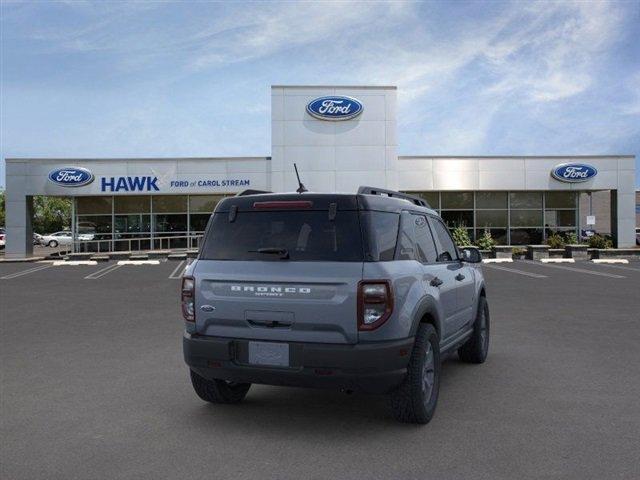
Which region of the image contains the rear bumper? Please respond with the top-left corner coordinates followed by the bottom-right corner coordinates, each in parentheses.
top-left (183, 332), bottom-right (414, 394)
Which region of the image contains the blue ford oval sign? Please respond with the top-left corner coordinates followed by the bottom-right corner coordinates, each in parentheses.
top-left (48, 167), bottom-right (94, 187)
top-left (306, 96), bottom-right (363, 121)
top-left (551, 163), bottom-right (597, 183)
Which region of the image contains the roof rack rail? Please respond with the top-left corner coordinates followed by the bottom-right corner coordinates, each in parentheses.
top-left (357, 186), bottom-right (430, 208)
top-left (235, 189), bottom-right (271, 197)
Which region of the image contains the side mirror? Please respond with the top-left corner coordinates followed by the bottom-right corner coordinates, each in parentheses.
top-left (460, 247), bottom-right (482, 263)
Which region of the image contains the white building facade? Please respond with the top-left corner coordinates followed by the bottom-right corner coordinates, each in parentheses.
top-left (4, 85), bottom-right (637, 258)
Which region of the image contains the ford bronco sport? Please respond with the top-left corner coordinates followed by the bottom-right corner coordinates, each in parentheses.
top-left (182, 187), bottom-right (489, 424)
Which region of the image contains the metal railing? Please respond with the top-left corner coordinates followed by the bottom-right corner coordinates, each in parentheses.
top-left (72, 234), bottom-right (203, 254)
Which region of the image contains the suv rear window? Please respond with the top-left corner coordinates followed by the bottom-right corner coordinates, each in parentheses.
top-left (200, 211), bottom-right (364, 261)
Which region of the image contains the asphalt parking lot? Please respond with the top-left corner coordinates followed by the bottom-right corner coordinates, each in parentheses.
top-left (1, 259), bottom-right (640, 480)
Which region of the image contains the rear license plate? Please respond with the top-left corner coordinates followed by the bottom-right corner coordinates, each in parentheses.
top-left (248, 341), bottom-right (290, 367)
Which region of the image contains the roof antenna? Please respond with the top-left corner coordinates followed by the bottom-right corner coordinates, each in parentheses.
top-left (294, 163), bottom-right (308, 194)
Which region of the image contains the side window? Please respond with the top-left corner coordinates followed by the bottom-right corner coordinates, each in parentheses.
top-left (361, 211), bottom-right (399, 261)
top-left (412, 214), bottom-right (438, 263)
top-left (396, 212), bottom-right (416, 260)
top-left (428, 217), bottom-right (458, 262)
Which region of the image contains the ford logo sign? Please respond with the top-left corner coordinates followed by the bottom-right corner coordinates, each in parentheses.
top-left (48, 167), bottom-right (94, 187)
top-left (306, 96), bottom-right (363, 121)
top-left (551, 163), bottom-right (598, 183)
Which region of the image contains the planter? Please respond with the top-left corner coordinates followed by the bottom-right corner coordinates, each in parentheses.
top-left (108, 251), bottom-right (132, 260)
top-left (492, 245), bottom-right (512, 259)
top-left (67, 252), bottom-right (95, 261)
top-left (479, 249), bottom-right (494, 259)
top-left (147, 250), bottom-right (170, 259)
top-left (526, 245), bottom-right (549, 261)
top-left (548, 248), bottom-right (564, 258)
top-left (591, 249), bottom-right (640, 260)
top-left (564, 244), bottom-right (589, 260)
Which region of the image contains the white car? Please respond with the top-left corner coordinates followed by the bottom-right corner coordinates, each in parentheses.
top-left (41, 231), bottom-right (94, 248)
top-left (41, 231), bottom-right (73, 247)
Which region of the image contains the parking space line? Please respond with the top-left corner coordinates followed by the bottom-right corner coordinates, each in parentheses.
top-left (589, 263), bottom-right (640, 273)
top-left (168, 260), bottom-right (185, 279)
top-left (483, 263), bottom-right (547, 278)
top-left (85, 263), bottom-right (123, 279)
top-left (522, 260), bottom-right (625, 279)
top-left (0, 264), bottom-right (52, 280)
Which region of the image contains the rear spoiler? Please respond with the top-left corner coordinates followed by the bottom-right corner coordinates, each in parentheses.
top-left (235, 189), bottom-right (271, 196)
top-left (357, 186), bottom-right (430, 208)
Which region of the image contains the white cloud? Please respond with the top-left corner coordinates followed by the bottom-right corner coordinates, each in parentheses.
top-left (1, 0), bottom-right (637, 175)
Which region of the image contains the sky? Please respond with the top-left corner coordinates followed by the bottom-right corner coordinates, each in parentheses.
top-left (1, 0), bottom-right (639, 188)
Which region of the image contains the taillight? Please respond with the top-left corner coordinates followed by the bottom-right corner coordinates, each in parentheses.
top-left (181, 276), bottom-right (195, 322)
top-left (358, 280), bottom-right (393, 331)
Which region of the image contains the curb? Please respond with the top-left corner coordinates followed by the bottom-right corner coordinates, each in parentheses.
top-left (52, 260), bottom-right (98, 266)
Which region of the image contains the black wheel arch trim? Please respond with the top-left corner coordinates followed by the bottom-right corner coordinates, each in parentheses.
top-left (409, 295), bottom-right (443, 340)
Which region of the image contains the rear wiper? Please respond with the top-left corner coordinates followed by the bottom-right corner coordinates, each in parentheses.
top-left (248, 247), bottom-right (290, 259)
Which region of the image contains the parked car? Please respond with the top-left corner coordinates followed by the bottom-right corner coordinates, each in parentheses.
top-left (0, 227), bottom-right (5, 249)
top-left (33, 233), bottom-right (44, 245)
top-left (41, 231), bottom-right (73, 247)
top-left (636, 227), bottom-right (640, 246)
top-left (40, 231), bottom-right (93, 247)
top-left (181, 187), bottom-right (489, 424)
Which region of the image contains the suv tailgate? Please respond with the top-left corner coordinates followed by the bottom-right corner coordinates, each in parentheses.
top-left (194, 261), bottom-right (362, 344)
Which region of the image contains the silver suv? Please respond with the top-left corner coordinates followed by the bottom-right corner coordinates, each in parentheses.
top-left (182, 187), bottom-right (489, 424)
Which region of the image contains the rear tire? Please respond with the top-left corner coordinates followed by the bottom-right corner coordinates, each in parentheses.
top-left (189, 369), bottom-right (251, 404)
top-left (389, 323), bottom-right (441, 424)
top-left (458, 296), bottom-right (490, 364)
top-left (48, 240), bottom-right (59, 248)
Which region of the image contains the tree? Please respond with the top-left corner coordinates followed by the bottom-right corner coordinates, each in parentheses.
top-left (475, 228), bottom-right (496, 250)
top-left (31, 196), bottom-right (72, 233)
top-left (0, 190), bottom-right (5, 227)
top-left (0, 193), bottom-right (71, 233)
top-left (450, 224), bottom-right (472, 246)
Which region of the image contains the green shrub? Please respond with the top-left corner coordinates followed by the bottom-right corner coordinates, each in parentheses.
top-left (475, 228), bottom-right (496, 250)
top-left (512, 247), bottom-right (527, 257)
top-left (588, 234), bottom-right (613, 249)
top-left (451, 224), bottom-right (472, 246)
top-left (546, 233), bottom-right (565, 249)
top-left (564, 232), bottom-right (578, 245)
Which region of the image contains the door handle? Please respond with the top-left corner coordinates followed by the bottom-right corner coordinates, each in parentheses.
top-left (430, 277), bottom-right (443, 287)
top-left (455, 273), bottom-right (466, 281)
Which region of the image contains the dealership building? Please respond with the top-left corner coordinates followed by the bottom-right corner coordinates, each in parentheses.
top-left (4, 85), bottom-right (638, 258)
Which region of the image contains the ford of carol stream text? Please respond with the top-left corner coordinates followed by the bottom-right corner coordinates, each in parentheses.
top-left (181, 186), bottom-right (489, 424)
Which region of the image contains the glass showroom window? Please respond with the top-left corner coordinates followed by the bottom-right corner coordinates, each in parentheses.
top-left (75, 196), bottom-right (114, 252)
top-left (114, 196), bottom-right (151, 251)
top-left (544, 192), bottom-right (577, 237)
top-left (406, 191), bottom-right (439, 210)
top-left (76, 196), bottom-right (113, 237)
top-left (151, 196), bottom-right (188, 249)
top-left (440, 191), bottom-right (474, 241)
top-left (476, 192), bottom-right (508, 245)
top-left (510, 192), bottom-right (544, 245)
top-left (189, 195), bottom-right (225, 234)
